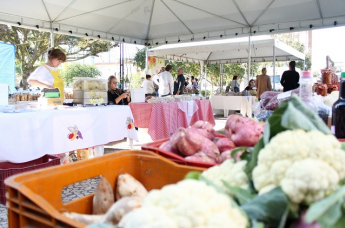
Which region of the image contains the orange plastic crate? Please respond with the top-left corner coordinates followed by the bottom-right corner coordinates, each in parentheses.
top-left (5, 150), bottom-right (204, 228)
top-left (142, 133), bottom-right (226, 168)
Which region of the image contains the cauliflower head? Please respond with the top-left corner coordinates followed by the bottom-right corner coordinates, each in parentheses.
top-left (201, 159), bottom-right (249, 192)
top-left (120, 179), bottom-right (248, 228)
top-left (253, 129), bottom-right (345, 204)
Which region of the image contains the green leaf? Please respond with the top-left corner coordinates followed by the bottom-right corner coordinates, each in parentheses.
top-left (283, 95), bottom-right (331, 134)
top-left (306, 185), bottom-right (345, 223)
top-left (184, 171), bottom-right (202, 180)
top-left (251, 220), bottom-right (265, 228)
top-left (327, 215), bottom-right (345, 228)
top-left (278, 206), bottom-right (289, 228)
top-left (317, 199), bottom-right (343, 227)
top-left (222, 181), bottom-right (256, 205)
top-left (241, 187), bottom-right (289, 228)
top-left (244, 139), bottom-right (264, 179)
top-left (341, 143), bottom-right (345, 152)
top-left (231, 147), bottom-right (249, 162)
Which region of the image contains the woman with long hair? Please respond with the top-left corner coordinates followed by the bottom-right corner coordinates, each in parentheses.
top-left (107, 76), bottom-right (130, 105)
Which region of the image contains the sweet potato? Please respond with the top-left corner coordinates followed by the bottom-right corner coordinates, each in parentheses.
top-left (192, 121), bottom-right (216, 140)
top-left (159, 141), bottom-right (178, 154)
top-left (177, 127), bottom-right (205, 156)
top-left (170, 127), bottom-right (186, 151)
top-left (199, 138), bottom-right (220, 161)
top-left (216, 137), bottom-right (236, 152)
top-left (101, 196), bottom-right (143, 225)
top-left (219, 150), bottom-right (232, 163)
top-left (93, 176), bottom-right (115, 215)
top-left (225, 115), bottom-right (264, 147)
top-left (63, 212), bottom-right (104, 224)
top-left (115, 174), bottom-right (148, 201)
top-left (185, 152), bottom-right (216, 164)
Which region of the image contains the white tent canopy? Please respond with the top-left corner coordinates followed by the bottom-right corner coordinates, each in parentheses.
top-left (0, 0), bottom-right (344, 44)
top-left (148, 36), bottom-right (305, 64)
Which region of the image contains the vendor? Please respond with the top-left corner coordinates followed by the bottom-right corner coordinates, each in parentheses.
top-left (245, 79), bottom-right (256, 90)
top-left (108, 75), bottom-right (130, 105)
top-left (27, 48), bottom-right (67, 101)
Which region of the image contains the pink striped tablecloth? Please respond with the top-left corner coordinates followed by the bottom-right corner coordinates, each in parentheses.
top-left (129, 100), bottom-right (215, 141)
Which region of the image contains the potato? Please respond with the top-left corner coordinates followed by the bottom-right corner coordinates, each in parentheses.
top-left (93, 176), bottom-right (115, 215)
top-left (170, 127), bottom-right (186, 151)
top-left (199, 138), bottom-right (220, 162)
top-left (63, 212), bottom-right (104, 224)
top-left (185, 152), bottom-right (216, 164)
top-left (225, 115), bottom-right (264, 147)
top-left (159, 141), bottom-right (178, 154)
top-left (192, 121), bottom-right (216, 140)
top-left (116, 173), bottom-right (148, 200)
top-left (216, 138), bottom-right (236, 152)
top-left (101, 196), bottom-right (143, 225)
top-left (177, 127), bottom-right (205, 156)
top-left (218, 150), bottom-right (232, 163)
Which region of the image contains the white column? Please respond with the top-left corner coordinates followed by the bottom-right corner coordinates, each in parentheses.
top-left (273, 45), bottom-right (276, 90)
top-left (145, 47), bottom-right (148, 74)
top-left (50, 23), bottom-right (54, 48)
top-left (248, 30), bottom-right (251, 81)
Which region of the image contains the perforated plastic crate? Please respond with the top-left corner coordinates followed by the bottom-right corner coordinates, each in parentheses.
top-left (5, 151), bottom-right (204, 227)
top-left (0, 155), bottom-right (59, 205)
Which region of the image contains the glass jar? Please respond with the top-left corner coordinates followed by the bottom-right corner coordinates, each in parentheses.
top-left (317, 84), bottom-right (328, 96)
top-left (328, 84), bottom-right (338, 94)
top-left (322, 72), bottom-right (332, 84)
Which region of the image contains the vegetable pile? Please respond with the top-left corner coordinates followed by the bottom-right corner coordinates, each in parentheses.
top-left (159, 117), bottom-right (264, 164)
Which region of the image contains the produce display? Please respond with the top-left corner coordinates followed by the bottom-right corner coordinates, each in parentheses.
top-left (158, 119), bottom-right (264, 165)
top-left (73, 79), bottom-right (107, 91)
top-left (63, 94), bottom-right (345, 228)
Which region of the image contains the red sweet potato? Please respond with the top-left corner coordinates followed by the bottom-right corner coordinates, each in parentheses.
top-left (199, 138), bottom-right (220, 162)
top-left (93, 176), bottom-right (114, 215)
top-left (219, 150), bottom-right (232, 163)
top-left (177, 127), bottom-right (205, 156)
top-left (216, 138), bottom-right (236, 152)
top-left (170, 127), bottom-right (186, 151)
top-left (159, 141), bottom-right (178, 154)
top-left (225, 115), bottom-right (264, 147)
top-left (185, 152), bottom-right (216, 164)
top-left (192, 121), bottom-right (216, 140)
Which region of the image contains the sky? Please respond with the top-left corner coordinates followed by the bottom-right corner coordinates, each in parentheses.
top-left (312, 26), bottom-right (345, 73)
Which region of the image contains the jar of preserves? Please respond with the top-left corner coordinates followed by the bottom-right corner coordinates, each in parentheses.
top-left (328, 84), bottom-right (337, 94)
top-left (317, 84), bottom-right (328, 96)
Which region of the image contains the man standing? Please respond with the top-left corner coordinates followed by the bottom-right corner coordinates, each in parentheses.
top-left (191, 76), bottom-right (198, 90)
top-left (176, 68), bottom-right (186, 95)
top-left (153, 65), bottom-right (174, 97)
top-left (280, 61), bottom-right (300, 92)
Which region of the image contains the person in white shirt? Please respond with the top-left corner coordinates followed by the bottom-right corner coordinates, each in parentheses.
top-left (143, 74), bottom-right (155, 94)
top-left (152, 65), bottom-right (174, 97)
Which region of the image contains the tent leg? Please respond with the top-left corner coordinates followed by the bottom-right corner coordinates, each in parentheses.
top-left (248, 31), bottom-right (251, 81)
top-left (273, 46), bottom-right (276, 90)
top-left (145, 47), bottom-right (148, 74)
top-left (220, 63), bottom-right (222, 92)
top-left (50, 23), bottom-right (54, 48)
top-left (205, 64), bottom-right (207, 97)
top-left (303, 60), bottom-right (305, 70)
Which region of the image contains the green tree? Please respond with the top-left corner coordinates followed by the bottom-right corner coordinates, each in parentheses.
top-left (59, 63), bottom-right (101, 86)
top-left (133, 47), bottom-right (146, 71)
top-left (0, 25), bottom-right (116, 89)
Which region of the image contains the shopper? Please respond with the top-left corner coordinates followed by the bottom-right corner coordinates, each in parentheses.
top-left (142, 74), bottom-right (155, 95)
top-left (107, 75), bottom-right (130, 105)
top-left (152, 65), bottom-right (174, 97)
top-left (229, 75), bottom-right (240, 92)
top-left (191, 76), bottom-right (198, 90)
top-left (245, 79), bottom-right (256, 90)
top-left (280, 61), bottom-right (300, 92)
top-left (255, 68), bottom-right (272, 98)
top-left (176, 68), bottom-right (186, 95)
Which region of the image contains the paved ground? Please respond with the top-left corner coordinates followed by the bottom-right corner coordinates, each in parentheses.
top-left (0, 115), bottom-right (228, 227)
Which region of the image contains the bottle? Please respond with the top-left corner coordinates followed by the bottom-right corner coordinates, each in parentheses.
top-left (332, 72), bottom-right (345, 138)
top-left (299, 71), bottom-right (318, 113)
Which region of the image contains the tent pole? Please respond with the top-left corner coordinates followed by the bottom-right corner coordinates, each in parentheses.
top-left (273, 45), bottom-right (276, 90)
top-left (145, 47), bottom-right (148, 74)
top-left (205, 63), bottom-right (207, 96)
top-left (220, 63), bottom-right (222, 92)
top-left (303, 60), bottom-right (305, 70)
top-left (248, 29), bottom-right (251, 81)
top-left (50, 23), bottom-right (54, 48)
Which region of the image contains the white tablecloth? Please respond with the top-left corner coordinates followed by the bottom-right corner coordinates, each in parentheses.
top-left (210, 96), bottom-right (256, 117)
top-left (0, 105), bottom-right (138, 163)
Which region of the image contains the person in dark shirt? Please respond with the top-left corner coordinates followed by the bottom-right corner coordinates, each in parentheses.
top-left (280, 61), bottom-right (300, 92)
top-left (107, 75), bottom-right (130, 105)
top-left (245, 79), bottom-right (256, 90)
top-left (176, 68), bottom-right (186, 95)
top-left (173, 78), bottom-right (179, 95)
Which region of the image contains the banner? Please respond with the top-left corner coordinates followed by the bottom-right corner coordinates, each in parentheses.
top-left (147, 56), bottom-right (165, 75)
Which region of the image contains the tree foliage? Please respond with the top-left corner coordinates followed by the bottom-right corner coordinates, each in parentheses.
top-left (59, 63), bottom-right (101, 86)
top-left (0, 25), bottom-right (116, 89)
top-left (133, 47), bottom-right (146, 71)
